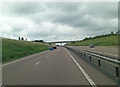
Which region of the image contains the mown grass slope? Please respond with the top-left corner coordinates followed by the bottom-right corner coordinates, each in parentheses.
top-left (66, 34), bottom-right (119, 46)
top-left (2, 38), bottom-right (50, 63)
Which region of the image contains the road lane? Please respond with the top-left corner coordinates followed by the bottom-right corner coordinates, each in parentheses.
top-left (2, 50), bottom-right (49, 67)
top-left (2, 47), bottom-right (90, 85)
top-left (67, 46), bottom-right (118, 59)
top-left (2, 47), bottom-right (117, 85)
top-left (65, 49), bottom-right (97, 87)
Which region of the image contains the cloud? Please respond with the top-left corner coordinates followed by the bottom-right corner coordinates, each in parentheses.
top-left (0, 2), bottom-right (118, 41)
top-left (1, 2), bottom-right (45, 15)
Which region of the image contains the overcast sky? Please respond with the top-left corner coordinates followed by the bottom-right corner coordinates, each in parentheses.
top-left (0, 2), bottom-right (118, 42)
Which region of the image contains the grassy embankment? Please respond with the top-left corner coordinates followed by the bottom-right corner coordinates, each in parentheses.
top-left (2, 38), bottom-right (50, 63)
top-left (66, 34), bottom-right (119, 46)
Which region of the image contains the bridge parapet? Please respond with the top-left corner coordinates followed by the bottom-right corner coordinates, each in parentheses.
top-left (46, 41), bottom-right (78, 44)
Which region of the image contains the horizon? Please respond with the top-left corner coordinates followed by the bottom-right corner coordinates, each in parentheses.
top-left (1, 31), bottom-right (119, 42)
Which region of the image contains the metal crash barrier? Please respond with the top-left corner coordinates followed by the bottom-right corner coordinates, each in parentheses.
top-left (65, 46), bottom-right (120, 85)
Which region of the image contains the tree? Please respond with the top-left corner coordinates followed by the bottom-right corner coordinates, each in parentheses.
top-left (21, 37), bottom-right (24, 40)
top-left (118, 30), bottom-right (120, 34)
top-left (111, 31), bottom-right (114, 35)
top-left (33, 40), bottom-right (44, 43)
top-left (18, 37), bottom-right (20, 40)
top-left (39, 40), bottom-right (44, 43)
top-left (116, 31), bottom-right (118, 34)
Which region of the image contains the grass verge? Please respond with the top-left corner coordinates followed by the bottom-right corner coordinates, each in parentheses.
top-left (66, 34), bottom-right (119, 46)
top-left (2, 38), bottom-right (50, 63)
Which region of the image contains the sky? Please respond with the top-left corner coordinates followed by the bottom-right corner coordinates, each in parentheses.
top-left (0, 2), bottom-right (118, 42)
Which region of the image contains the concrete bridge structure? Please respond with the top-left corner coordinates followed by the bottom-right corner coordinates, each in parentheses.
top-left (46, 41), bottom-right (78, 44)
top-left (46, 40), bottom-right (78, 46)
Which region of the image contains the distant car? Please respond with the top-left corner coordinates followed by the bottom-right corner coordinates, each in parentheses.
top-left (56, 45), bottom-right (59, 47)
top-left (49, 47), bottom-right (53, 50)
top-left (89, 44), bottom-right (95, 48)
top-left (53, 46), bottom-right (57, 49)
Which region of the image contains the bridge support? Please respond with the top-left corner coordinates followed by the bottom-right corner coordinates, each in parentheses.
top-left (61, 43), bottom-right (62, 46)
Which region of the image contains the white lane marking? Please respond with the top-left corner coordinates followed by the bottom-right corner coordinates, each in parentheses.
top-left (35, 62), bottom-right (40, 65)
top-left (65, 49), bottom-right (97, 87)
top-left (1, 50), bottom-right (48, 67)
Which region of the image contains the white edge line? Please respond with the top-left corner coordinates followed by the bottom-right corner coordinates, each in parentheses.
top-left (65, 48), bottom-right (97, 87)
top-left (1, 50), bottom-right (48, 67)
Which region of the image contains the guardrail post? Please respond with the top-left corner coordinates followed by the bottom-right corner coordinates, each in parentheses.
top-left (98, 60), bottom-right (101, 67)
top-left (81, 53), bottom-right (82, 57)
top-left (84, 54), bottom-right (86, 58)
top-left (115, 67), bottom-right (119, 77)
top-left (89, 56), bottom-right (91, 61)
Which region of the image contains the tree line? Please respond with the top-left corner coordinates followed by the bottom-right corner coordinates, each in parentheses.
top-left (32, 40), bottom-right (44, 43)
top-left (18, 37), bottom-right (45, 43)
top-left (72, 31), bottom-right (120, 43)
top-left (83, 31), bottom-right (119, 41)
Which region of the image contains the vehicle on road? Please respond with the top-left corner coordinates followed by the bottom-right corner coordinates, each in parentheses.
top-left (89, 44), bottom-right (95, 48)
top-left (49, 47), bottom-right (54, 50)
top-left (53, 46), bottom-right (57, 49)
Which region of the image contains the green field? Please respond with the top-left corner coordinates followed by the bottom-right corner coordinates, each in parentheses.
top-left (2, 38), bottom-right (50, 63)
top-left (66, 34), bottom-right (119, 46)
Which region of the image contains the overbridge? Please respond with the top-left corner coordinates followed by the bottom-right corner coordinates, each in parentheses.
top-left (46, 40), bottom-right (78, 44)
top-left (46, 40), bottom-right (78, 46)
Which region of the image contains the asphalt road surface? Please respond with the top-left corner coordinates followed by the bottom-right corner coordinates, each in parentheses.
top-left (2, 47), bottom-right (118, 85)
top-left (67, 46), bottom-right (118, 59)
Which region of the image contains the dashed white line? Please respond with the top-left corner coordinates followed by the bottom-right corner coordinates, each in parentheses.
top-left (65, 48), bottom-right (97, 87)
top-left (35, 62), bottom-right (40, 66)
top-left (1, 56), bottom-right (30, 67)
